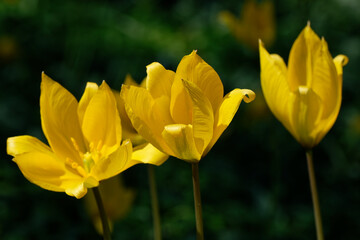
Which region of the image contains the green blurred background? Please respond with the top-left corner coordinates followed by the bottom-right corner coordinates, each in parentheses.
top-left (0, 0), bottom-right (359, 239)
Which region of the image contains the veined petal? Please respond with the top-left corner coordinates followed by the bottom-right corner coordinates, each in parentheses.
top-left (7, 135), bottom-right (52, 156)
top-left (162, 124), bottom-right (201, 162)
top-left (146, 62), bottom-right (175, 99)
top-left (7, 135), bottom-right (87, 199)
top-left (121, 85), bottom-right (173, 155)
top-left (82, 81), bottom-right (122, 157)
top-left (204, 88), bottom-right (255, 155)
top-left (313, 54), bottom-right (349, 145)
top-left (131, 143), bottom-right (169, 166)
top-left (40, 73), bottom-right (86, 163)
top-left (289, 87), bottom-right (323, 148)
top-left (90, 140), bottom-right (132, 181)
top-left (78, 82), bottom-right (99, 127)
top-left (13, 151), bottom-right (85, 197)
top-left (182, 79), bottom-right (214, 155)
top-left (175, 50), bottom-right (224, 112)
top-left (310, 38), bottom-right (340, 119)
top-left (112, 89), bottom-right (141, 144)
top-left (259, 41), bottom-right (292, 132)
top-left (287, 24), bottom-right (321, 90)
top-left (170, 77), bottom-right (193, 124)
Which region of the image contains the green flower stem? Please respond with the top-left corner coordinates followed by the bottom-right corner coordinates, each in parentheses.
top-left (192, 162), bottom-right (204, 240)
top-left (92, 187), bottom-right (111, 240)
top-left (306, 149), bottom-right (324, 240)
top-left (148, 165), bottom-right (162, 240)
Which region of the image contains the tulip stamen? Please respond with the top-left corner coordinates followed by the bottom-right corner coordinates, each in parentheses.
top-left (70, 137), bottom-right (85, 159)
top-left (65, 158), bottom-right (86, 177)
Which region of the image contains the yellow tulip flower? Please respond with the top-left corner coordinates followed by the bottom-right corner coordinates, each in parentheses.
top-left (219, 0), bottom-right (275, 50)
top-left (7, 73), bottom-right (133, 199)
top-left (121, 51), bottom-right (255, 163)
top-left (259, 24), bottom-right (348, 149)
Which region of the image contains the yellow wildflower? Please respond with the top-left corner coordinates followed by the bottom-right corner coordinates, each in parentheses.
top-left (7, 73), bottom-right (133, 198)
top-left (259, 23), bottom-right (348, 148)
top-left (121, 51), bottom-right (255, 163)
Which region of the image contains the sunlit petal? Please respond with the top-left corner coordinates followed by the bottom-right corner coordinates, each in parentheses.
top-left (112, 89), bottom-right (141, 144)
top-left (13, 151), bottom-right (84, 196)
top-left (287, 24), bottom-right (321, 90)
top-left (121, 85), bottom-right (173, 155)
top-left (82, 81), bottom-right (122, 157)
top-left (182, 79), bottom-right (214, 155)
top-left (65, 182), bottom-right (87, 199)
top-left (40, 72), bottom-right (86, 163)
top-left (310, 39), bottom-right (339, 119)
top-left (162, 124), bottom-right (201, 162)
top-left (289, 87), bottom-right (322, 148)
top-left (170, 77), bottom-right (193, 124)
top-left (131, 143), bottom-right (169, 166)
top-left (7, 135), bottom-right (52, 156)
top-left (146, 62), bottom-right (175, 99)
top-left (175, 50), bottom-right (224, 112)
top-left (90, 140), bottom-right (132, 181)
top-left (78, 82), bottom-right (99, 126)
top-left (259, 41), bottom-right (292, 132)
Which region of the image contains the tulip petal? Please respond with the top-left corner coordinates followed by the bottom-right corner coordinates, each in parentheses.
top-left (7, 135), bottom-right (52, 156)
top-left (40, 73), bottom-right (86, 164)
top-left (182, 79), bottom-right (214, 155)
top-left (310, 39), bottom-right (340, 119)
top-left (162, 124), bottom-right (201, 162)
top-left (7, 135), bottom-right (87, 198)
top-left (121, 85), bottom-right (173, 155)
top-left (204, 88), bottom-right (255, 155)
top-left (82, 81), bottom-right (122, 157)
top-left (131, 143), bottom-right (169, 166)
top-left (78, 82), bottom-right (99, 126)
top-left (13, 151), bottom-right (85, 196)
top-left (146, 62), bottom-right (175, 99)
top-left (112, 89), bottom-right (142, 144)
top-left (175, 50), bottom-right (224, 112)
top-left (65, 182), bottom-right (88, 199)
top-left (259, 41), bottom-right (292, 132)
top-left (170, 77), bottom-right (193, 124)
top-left (90, 140), bottom-right (132, 181)
top-left (287, 24), bottom-right (321, 90)
top-left (289, 87), bottom-right (323, 148)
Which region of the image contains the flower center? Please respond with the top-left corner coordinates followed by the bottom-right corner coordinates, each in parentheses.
top-left (83, 152), bottom-right (95, 174)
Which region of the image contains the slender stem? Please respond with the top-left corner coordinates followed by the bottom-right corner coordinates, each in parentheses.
top-left (148, 165), bottom-right (162, 240)
top-left (306, 149), bottom-right (324, 240)
top-left (92, 187), bottom-right (111, 240)
top-left (192, 162), bottom-right (204, 240)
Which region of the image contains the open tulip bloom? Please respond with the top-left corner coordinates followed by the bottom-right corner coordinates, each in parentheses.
top-left (121, 50), bottom-right (255, 239)
top-left (6, 73), bottom-right (146, 239)
top-left (259, 23), bottom-right (348, 240)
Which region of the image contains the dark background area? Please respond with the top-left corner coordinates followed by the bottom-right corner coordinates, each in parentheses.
top-left (0, 0), bottom-right (359, 239)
